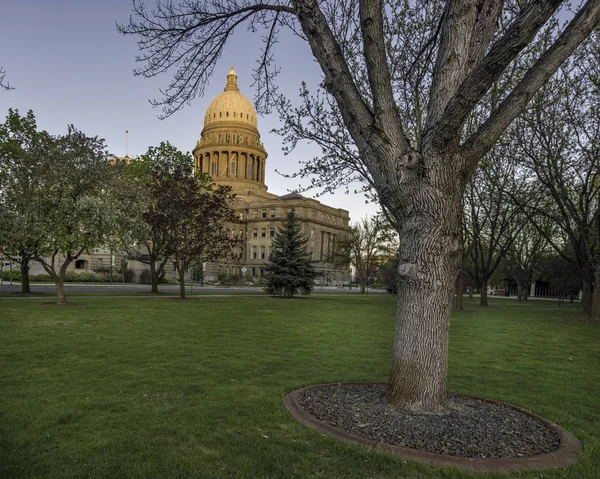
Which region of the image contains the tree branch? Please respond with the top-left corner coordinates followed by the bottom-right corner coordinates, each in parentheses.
top-left (461, 0), bottom-right (600, 161)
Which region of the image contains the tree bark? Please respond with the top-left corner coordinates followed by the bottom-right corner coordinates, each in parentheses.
top-left (455, 275), bottom-right (464, 311)
top-left (480, 281), bottom-right (488, 306)
top-left (590, 268), bottom-right (600, 321)
top-left (517, 283), bottom-right (524, 302)
top-left (582, 278), bottom-right (592, 316)
top-left (56, 279), bottom-right (67, 305)
top-left (20, 258), bottom-right (31, 294)
top-left (178, 266), bottom-right (186, 299)
top-left (150, 261), bottom-right (159, 294)
top-left (387, 176), bottom-right (462, 412)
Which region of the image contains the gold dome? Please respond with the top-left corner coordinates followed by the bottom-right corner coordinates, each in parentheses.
top-left (203, 66), bottom-right (258, 130)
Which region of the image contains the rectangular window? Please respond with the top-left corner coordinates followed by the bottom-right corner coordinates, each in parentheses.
top-left (261, 228), bottom-right (266, 238)
top-left (260, 246), bottom-right (265, 259)
top-left (262, 209), bottom-right (267, 218)
top-left (211, 161), bottom-right (217, 175)
top-left (253, 229), bottom-right (258, 238)
top-left (251, 267), bottom-right (256, 277)
top-left (269, 227), bottom-right (275, 238)
top-left (270, 209), bottom-right (275, 218)
top-left (253, 210), bottom-right (258, 218)
top-left (252, 246), bottom-right (257, 259)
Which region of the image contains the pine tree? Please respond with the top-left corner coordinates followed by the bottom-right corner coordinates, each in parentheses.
top-left (264, 209), bottom-right (316, 298)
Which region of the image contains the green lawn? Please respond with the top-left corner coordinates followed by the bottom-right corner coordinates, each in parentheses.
top-left (0, 296), bottom-right (598, 478)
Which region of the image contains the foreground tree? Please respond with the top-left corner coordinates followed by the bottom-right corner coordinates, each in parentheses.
top-left (120, 0), bottom-right (600, 411)
top-left (264, 209), bottom-right (316, 297)
top-left (333, 215), bottom-right (396, 293)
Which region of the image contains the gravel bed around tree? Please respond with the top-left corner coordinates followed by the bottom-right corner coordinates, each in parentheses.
top-left (298, 384), bottom-right (560, 458)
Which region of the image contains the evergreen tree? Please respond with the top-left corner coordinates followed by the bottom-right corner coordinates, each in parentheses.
top-left (264, 209), bottom-right (316, 298)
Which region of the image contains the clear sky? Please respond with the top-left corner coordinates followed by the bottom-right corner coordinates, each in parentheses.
top-left (0, 0), bottom-right (378, 220)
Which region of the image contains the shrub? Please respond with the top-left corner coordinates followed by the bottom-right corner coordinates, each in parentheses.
top-left (1, 270), bottom-right (22, 281)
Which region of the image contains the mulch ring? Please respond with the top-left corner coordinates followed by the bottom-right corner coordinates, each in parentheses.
top-left (285, 382), bottom-right (581, 473)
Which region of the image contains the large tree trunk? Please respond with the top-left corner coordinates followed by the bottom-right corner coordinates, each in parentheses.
top-left (20, 258), bottom-right (31, 295)
top-left (582, 278), bottom-right (592, 316)
top-left (480, 281), bottom-right (488, 306)
top-left (150, 261), bottom-right (159, 294)
top-left (387, 181), bottom-right (462, 413)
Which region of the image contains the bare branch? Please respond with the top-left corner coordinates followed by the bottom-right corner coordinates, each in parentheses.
top-left (359, 0), bottom-right (406, 144)
top-left (117, 0), bottom-right (295, 118)
top-left (0, 66), bottom-right (14, 91)
top-left (462, 0), bottom-right (600, 162)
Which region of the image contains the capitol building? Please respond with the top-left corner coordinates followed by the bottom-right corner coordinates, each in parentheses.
top-left (32, 68), bottom-right (351, 285)
top-left (194, 67), bottom-right (350, 283)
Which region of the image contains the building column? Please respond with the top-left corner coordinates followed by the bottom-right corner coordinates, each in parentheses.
top-left (320, 231), bottom-right (325, 260)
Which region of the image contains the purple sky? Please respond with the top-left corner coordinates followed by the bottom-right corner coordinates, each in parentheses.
top-left (0, 0), bottom-right (378, 219)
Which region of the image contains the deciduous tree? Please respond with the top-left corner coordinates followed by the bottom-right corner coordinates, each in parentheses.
top-left (333, 215), bottom-right (396, 293)
top-left (119, 0), bottom-right (600, 411)
top-left (31, 127), bottom-right (123, 304)
top-left (166, 173), bottom-right (240, 299)
top-left (123, 142), bottom-right (195, 293)
top-left (0, 109), bottom-right (46, 294)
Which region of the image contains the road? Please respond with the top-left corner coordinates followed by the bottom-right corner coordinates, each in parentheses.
top-left (0, 282), bottom-right (384, 296)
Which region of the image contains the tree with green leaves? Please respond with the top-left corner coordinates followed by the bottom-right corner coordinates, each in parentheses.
top-left (264, 209), bottom-right (316, 297)
top-left (120, 0), bottom-right (600, 411)
top-left (166, 173), bottom-right (240, 299)
top-left (123, 141), bottom-right (195, 294)
top-left (0, 109), bottom-right (46, 294)
top-left (30, 127), bottom-right (123, 304)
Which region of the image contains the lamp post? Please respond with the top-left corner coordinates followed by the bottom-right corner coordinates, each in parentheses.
top-left (109, 249), bottom-right (113, 285)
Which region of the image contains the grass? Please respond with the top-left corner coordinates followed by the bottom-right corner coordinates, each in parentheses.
top-left (0, 296), bottom-right (598, 478)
